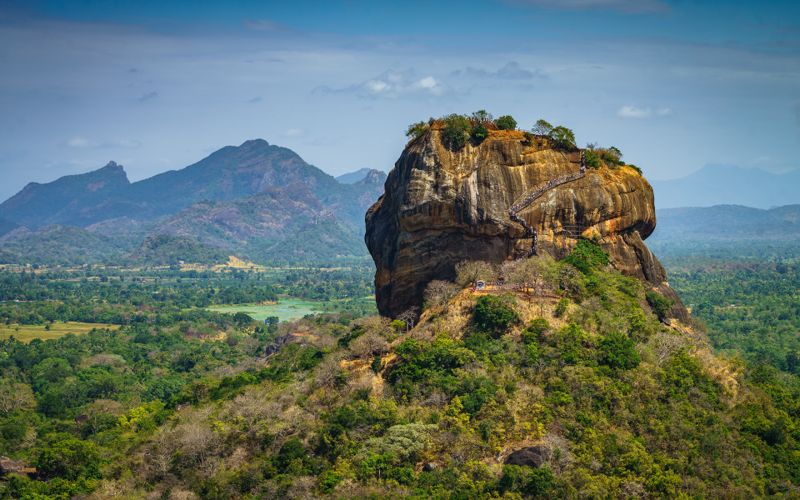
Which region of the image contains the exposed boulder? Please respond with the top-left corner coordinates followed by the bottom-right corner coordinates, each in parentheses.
top-left (365, 125), bottom-right (687, 320)
top-left (504, 445), bottom-right (551, 468)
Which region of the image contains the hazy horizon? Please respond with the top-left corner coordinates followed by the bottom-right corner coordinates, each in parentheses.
top-left (1, 0), bottom-right (799, 200)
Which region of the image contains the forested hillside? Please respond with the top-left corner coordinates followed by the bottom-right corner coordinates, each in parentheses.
top-left (2, 244), bottom-right (799, 498)
top-left (0, 140), bottom-right (386, 266)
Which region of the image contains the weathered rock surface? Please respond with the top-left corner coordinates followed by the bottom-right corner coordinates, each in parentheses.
top-left (504, 445), bottom-right (552, 468)
top-left (365, 127), bottom-right (687, 319)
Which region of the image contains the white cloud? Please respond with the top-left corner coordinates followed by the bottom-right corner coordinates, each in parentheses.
top-left (416, 76), bottom-right (438, 89)
top-left (451, 61), bottom-right (544, 80)
top-left (284, 128), bottom-right (304, 137)
top-left (317, 69), bottom-right (448, 99)
top-left (365, 79), bottom-right (390, 94)
top-left (67, 136), bottom-right (89, 148)
top-left (617, 105), bottom-right (672, 118)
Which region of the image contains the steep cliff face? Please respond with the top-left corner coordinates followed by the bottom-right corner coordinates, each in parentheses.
top-left (365, 127), bottom-right (687, 319)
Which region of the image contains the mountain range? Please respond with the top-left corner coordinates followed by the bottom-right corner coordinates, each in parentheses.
top-left (649, 204), bottom-right (800, 243)
top-left (0, 139), bottom-right (386, 265)
top-left (646, 204), bottom-right (800, 260)
top-left (335, 167), bottom-right (375, 184)
top-left (651, 165), bottom-right (800, 209)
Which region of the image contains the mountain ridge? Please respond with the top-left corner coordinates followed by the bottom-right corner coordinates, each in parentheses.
top-left (336, 167), bottom-right (380, 184)
top-left (648, 204), bottom-right (800, 248)
top-left (0, 140), bottom-right (386, 265)
top-left (651, 165), bottom-right (800, 209)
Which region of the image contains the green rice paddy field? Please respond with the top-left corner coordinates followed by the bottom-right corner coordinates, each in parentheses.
top-left (0, 321), bottom-right (119, 343)
top-left (205, 297), bottom-right (324, 322)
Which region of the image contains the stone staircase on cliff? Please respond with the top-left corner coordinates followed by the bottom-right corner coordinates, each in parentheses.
top-left (509, 151), bottom-right (587, 256)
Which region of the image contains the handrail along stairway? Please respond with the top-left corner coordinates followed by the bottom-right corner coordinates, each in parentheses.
top-left (508, 150), bottom-right (587, 257)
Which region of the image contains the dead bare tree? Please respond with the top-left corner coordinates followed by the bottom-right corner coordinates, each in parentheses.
top-left (396, 307), bottom-right (420, 332)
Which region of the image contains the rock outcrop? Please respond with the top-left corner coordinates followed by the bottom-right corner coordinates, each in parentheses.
top-left (365, 126), bottom-right (687, 320)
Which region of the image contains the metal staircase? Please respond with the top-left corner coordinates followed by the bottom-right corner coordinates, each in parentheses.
top-left (508, 151), bottom-right (587, 256)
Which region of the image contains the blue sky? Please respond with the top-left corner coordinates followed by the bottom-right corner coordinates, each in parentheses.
top-left (0, 0), bottom-right (798, 201)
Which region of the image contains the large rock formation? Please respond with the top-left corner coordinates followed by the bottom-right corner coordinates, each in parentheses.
top-left (365, 126), bottom-right (687, 319)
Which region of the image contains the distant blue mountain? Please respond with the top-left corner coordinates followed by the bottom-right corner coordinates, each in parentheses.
top-left (651, 165), bottom-right (800, 209)
top-left (649, 204), bottom-right (800, 244)
top-left (336, 168), bottom-right (377, 184)
top-left (0, 217), bottom-right (18, 237)
top-left (0, 140), bottom-right (386, 265)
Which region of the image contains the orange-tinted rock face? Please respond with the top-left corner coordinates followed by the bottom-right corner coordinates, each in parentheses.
top-left (365, 128), bottom-right (687, 319)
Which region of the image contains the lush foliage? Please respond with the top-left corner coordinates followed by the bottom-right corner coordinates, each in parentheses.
top-left (0, 264), bottom-right (376, 327)
top-left (2, 244), bottom-right (800, 498)
top-left (408, 111), bottom-right (524, 151)
top-left (585, 144), bottom-right (624, 169)
top-left (441, 114), bottom-right (473, 150)
top-left (531, 119), bottom-right (553, 136)
top-left (663, 248), bottom-right (800, 375)
top-left (563, 239), bottom-right (609, 274)
top-left (405, 121), bottom-right (429, 140)
top-left (646, 290), bottom-right (673, 322)
top-left (494, 115), bottom-right (517, 130)
top-left (531, 118), bottom-right (577, 150)
top-left (473, 294), bottom-right (520, 338)
top-left (549, 126), bottom-right (577, 150)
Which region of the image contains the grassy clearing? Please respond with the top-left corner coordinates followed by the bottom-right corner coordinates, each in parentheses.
top-left (206, 298), bottom-right (324, 322)
top-left (0, 321), bottom-right (119, 343)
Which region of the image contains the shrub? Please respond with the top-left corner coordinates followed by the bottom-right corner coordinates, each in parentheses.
top-left (318, 469), bottom-right (343, 493)
top-left (523, 318), bottom-right (550, 342)
top-left (501, 255), bottom-right (559, 292)
top-left (558, 265), bottom-right (586, 301)
top-left (441, 114), bottom-right (472, 150)
top-left (349, 332), bottom-right (389, 359)
top-left (458, 375), bottom-right (498, 414)
top-left (598, 332), bottom-right (641, 370)
top-left (550, 126), bottom-right (577, 150)
top-left (424, 280), bottom-right (460, 309)
top-left (521, 319), bottom-right (548, 366)
top-left (471, 123), bottom-right (489, 143)
top-left (551, 323), bottom-right (590, 365)
top-left (471, 109), bottom-right (493, 124)
top-left (388, 336), bottom-right (476, 396)
top-left (473, 295), bottom-right (520, 338)
top-left (584, 148), bottom-right (601, 169)
top-left (563, 240), bottom-right (609, 274)
top-left (273, 437), bottom-right (309, 474)
top-left (495, 115), bottom-right (517, 130)
top-left (554, 298), bottom-right (569, 318)
top-left (406, 121), bottom-right (429, 140)
top-left (605, 146), bottom-right (623, 164)
top-left (455, 260), bottom-right (497, 287)
top-left (35, 438), bottom-right (102, 480)
top-left (471, 109), bottom-right (493, 141)
top-left (499, 465), bottom-right (555, 496)
top-left (646, 291), bottom-right (673, 322)
top-left (532, 119), bottom-right (553, 136)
